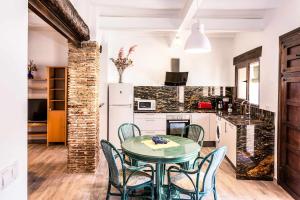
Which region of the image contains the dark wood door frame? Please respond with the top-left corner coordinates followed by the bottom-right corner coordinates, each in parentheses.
top-left (278, 27), bottom-right (300, 200)
top-left (28, 0), bottom-right (90, 47)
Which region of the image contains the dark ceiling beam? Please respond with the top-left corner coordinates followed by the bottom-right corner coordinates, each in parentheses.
top-left (29, 0), bottom-right (90, 47)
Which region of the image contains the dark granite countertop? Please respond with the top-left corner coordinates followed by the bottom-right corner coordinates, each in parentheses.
top-left (134, 108), bottom-right (216, 113)
top-left (217, 112), bottom-right (265, 126)
top-left (134, 109), bottom-right (265, 126)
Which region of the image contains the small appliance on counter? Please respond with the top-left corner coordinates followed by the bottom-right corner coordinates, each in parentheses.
top-left (222, 97), bottom-right (230, 110)
top-left (137, 99), bottom-right (156, 111)
top-left (197, 101), bottom-right (212, 109)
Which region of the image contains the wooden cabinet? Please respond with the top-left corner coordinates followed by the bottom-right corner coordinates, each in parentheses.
top-left (48, 111), bottom-right (66, 142)
top-left (191, 113), bottom-right (210, 141)
top-left (47, 66), bottom-right (67, 145)
top-left (134, 113), bottom-right (166, 134)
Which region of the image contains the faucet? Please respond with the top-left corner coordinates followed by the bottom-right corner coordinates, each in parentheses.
top-left (241, 100), bottom-right (251, 119)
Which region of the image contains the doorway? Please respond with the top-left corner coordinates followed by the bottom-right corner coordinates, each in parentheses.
top-left (278, 27), bottom-right (300, 200)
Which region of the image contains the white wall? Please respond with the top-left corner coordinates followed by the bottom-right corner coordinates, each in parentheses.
top-left (0, 1), bottom-right (28, 199)
top-left (98, 33), bottom-right (109, 140)
top-left (28, 28), bottom-right (68, 79)
top-left (232, 0), bottom-right (300, 179)
top-left (106, 32), bottom-right (234, 86)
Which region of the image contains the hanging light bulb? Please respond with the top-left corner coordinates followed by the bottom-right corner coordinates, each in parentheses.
top-left (184, 22), bottom-right (211, 54)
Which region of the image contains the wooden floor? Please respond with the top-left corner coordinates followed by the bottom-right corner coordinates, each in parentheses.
top-left (28, 144), bottom-right (293, 200)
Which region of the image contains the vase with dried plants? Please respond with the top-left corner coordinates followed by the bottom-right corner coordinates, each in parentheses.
top-left (28, 60), bottom-right (37, 79)
top-left (110, 45), bottom-right (137, 83)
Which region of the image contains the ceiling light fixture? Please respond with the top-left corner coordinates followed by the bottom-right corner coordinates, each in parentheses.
top-left (184, 0), bottom-right (211, 53)
top-left (184, 22), bottom-right (211, 53)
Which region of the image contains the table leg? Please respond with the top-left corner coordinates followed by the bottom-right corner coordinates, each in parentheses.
top-left (155, 163), bottom-right (163, 200)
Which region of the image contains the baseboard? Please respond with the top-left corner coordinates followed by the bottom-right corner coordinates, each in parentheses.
top-left (225, 155), bottom-right (236, 170)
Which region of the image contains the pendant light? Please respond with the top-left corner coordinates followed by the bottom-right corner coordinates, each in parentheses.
top-left (184, 0), bottom-right (211, 53)
top-left (184, 22), bottom-right (211, 53)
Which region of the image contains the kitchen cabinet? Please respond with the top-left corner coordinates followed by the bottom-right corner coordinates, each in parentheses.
top-left (134, 113), bottom-right (166, 134)
top-left (218, 118), bottom-right (236, 167)
top-left (191, 113), bottom-right (210, 141)
top-left (226, 121), bottom-right (237, 167)
top-left (209, 113), bottom-right (217, 141)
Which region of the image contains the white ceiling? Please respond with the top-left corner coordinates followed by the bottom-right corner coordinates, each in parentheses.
top-left (95, 0), bottom-right (280, 31)
top-left (29, 0), bottom-right (281, 42)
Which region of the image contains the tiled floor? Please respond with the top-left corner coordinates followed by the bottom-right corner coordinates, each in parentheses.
top-left (28, 144), bottom-right (293, 200)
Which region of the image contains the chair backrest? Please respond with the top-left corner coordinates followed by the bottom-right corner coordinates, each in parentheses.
top-left (118, 123), bottom-right (141, 144)
top-left (197, 146), bottom-right (227, 192)
top-left (100, 140), bottom-right (124, 186)
top-left (182, 124), bottom-right (205, 145)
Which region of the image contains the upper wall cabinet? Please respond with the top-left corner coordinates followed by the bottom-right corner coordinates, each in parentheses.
top-left (234, 47), bottom-right (262, 105)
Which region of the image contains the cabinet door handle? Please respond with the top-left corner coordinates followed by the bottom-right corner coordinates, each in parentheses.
top-left (225, 122), bottom-right (227, 133)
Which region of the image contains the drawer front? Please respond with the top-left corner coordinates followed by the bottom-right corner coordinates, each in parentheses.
top-left (141, 130), bottom-right (166, 136)
top-left (134, 118), bottom-right (166, 131)
top-left (134, 113), bottom-right (166, 119)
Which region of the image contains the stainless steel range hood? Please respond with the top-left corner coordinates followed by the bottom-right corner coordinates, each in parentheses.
top-left (165, 58), bottom-right (188, 86)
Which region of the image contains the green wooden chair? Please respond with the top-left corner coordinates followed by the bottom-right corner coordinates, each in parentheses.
top-left (182, 124), bottom-right (205, 148)
top-left (167, 146), bottom-right (227, 200)
top-left (180, 124), bottom-right (205, 169)
top-left (100, 140), bottom-right (155, 200)
top-left (118, 123), bottom-right (142, 166)
top-left (118, 123), bottom-right (141, 143)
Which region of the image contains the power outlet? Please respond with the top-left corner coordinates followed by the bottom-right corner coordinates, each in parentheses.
top-left (0, 161), bottom-right (18, 191)
top-left (0, 175), bottom-right (3, 191)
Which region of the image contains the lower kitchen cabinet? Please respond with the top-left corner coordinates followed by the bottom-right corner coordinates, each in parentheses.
top-left (134, 113), bottom-right (218, 143)
top-left (226, 121), bottom-right (237, 167)
top-left (209, 113), bottom-right (217, 141)
top-left (218, 118), bottom-right (236, 167)
top-left (191, 113), bottom-right (210, 141)
top-left (134, 113), bottom-right (166, 134)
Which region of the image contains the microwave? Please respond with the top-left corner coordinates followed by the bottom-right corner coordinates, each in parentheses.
top-left (137, 100), bottom-right (156, 110)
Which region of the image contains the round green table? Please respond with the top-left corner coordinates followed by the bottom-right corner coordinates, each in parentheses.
top-left (121, 135), bottom-right (200, 200)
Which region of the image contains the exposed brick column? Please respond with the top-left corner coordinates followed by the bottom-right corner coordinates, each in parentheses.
top-left (67, 41), bottom-right (100, 173)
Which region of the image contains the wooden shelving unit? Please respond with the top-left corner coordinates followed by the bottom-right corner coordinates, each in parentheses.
top-left (28, 78), bottom-right (47, 99)
top-left (47, 66), bottom-right (67, 145)
top-left (28, 78), bottom-right (48, 143)
top-left (28, 121), bottom-right (47, 143)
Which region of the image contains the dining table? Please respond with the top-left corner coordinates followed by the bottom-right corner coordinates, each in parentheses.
top-left (121, 135), bottom-right (201, 200)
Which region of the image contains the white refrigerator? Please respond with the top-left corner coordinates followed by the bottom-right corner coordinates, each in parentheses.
top-left (108, 83), bottom-right (134, 148)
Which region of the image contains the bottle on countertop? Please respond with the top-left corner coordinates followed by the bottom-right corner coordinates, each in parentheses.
top-left (217, 101), bottom-right (223, 110)
top-left (228, 103), bottom-right (233, 113)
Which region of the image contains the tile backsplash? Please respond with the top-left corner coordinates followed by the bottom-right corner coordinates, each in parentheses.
top-left (134, 86), bottom-right (234, 110)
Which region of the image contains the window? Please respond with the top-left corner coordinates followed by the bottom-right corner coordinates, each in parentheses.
top-left (237, 67), bottom-right (247, 100)
top-left (234, 47), bottom-right (262, 105)
top-left (249, 62), bottom-right (259, 104)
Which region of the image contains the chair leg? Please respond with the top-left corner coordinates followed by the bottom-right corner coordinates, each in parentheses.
top-left (121, 192), bottom-right (126, 200)
top-left (151, 183), bottom-right (155, 200)
top-left (106, 182), bottom-right (111, 200)
top-left (167, 185), bottom-right (171, 200)
top-left (213, 187), bottom-right (218, 200)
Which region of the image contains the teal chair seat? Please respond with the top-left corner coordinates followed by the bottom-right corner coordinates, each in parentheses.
top-left (167, 146), bottom-right (227, 200)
